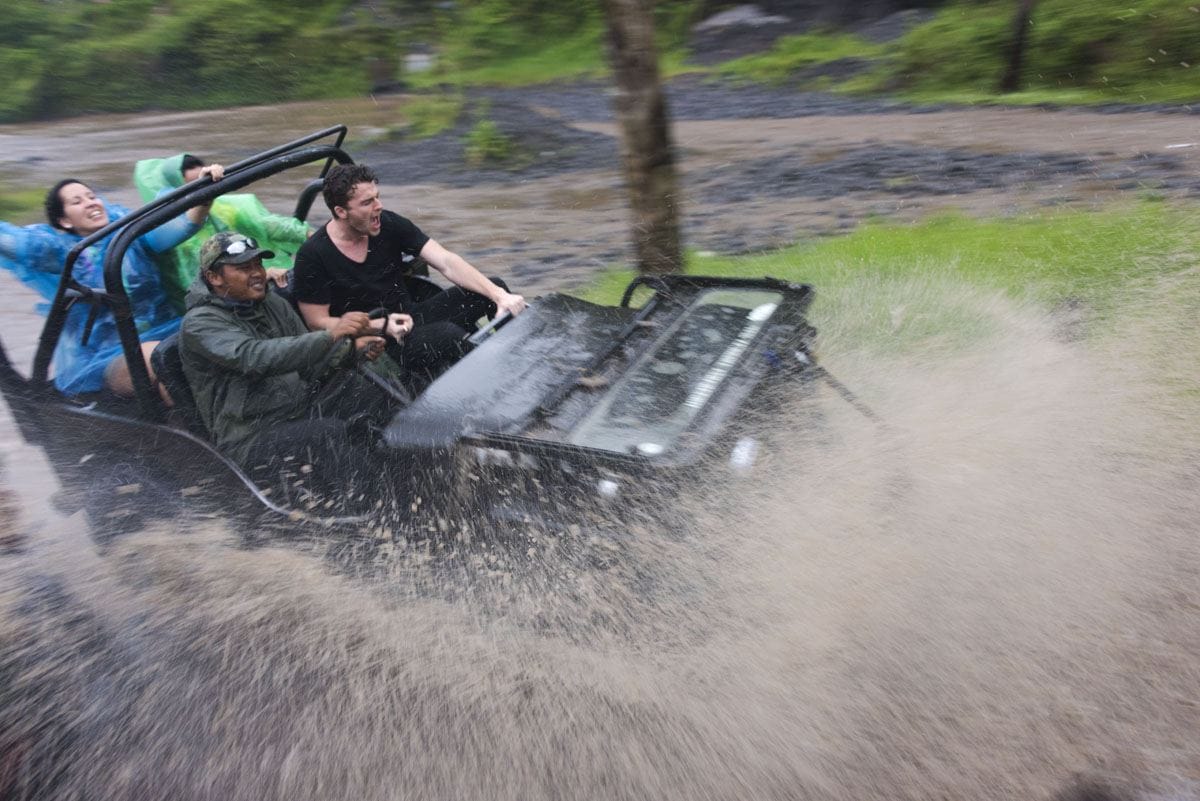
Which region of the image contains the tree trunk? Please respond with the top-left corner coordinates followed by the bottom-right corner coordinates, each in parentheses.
top-left (998, 0), bottom-right (1037, 93)
top-left (601, 0), bottom-right (683, 274)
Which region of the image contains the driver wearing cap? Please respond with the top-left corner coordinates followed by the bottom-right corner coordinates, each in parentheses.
top-left (179, 231), bottom-right (395, 469)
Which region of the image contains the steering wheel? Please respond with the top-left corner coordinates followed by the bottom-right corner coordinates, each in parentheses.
top-left (367, 307), bottom-right (398, 344)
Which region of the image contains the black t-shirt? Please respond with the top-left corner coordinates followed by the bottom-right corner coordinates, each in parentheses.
top-left (292, 210), bottom-right (431, 315)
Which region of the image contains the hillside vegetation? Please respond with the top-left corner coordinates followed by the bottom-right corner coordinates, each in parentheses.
top-left (0, 0), bottom-right (398, 121)
top-left (886, 0), bottom-right (1200, 104)
top-left (0, 0), bottom-right (1197, 123)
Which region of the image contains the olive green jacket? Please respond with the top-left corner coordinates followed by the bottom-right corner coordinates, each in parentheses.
top-left (180, 278), bottom-right (349, 463)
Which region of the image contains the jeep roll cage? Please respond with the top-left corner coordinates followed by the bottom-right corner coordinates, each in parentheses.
top-left (31, 125), bottom-right (354, 422)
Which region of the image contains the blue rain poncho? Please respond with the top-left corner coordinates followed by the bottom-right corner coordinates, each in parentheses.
top-left (0, 199), bottom-right (199, 394)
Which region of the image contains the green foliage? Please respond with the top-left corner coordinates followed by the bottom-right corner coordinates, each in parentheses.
top-left (414, 0), bottom-right (703, 89)
top-left (3, 0), bottom-right (1197, 118)
top-left (0, 185), bottom-right (46, 225)
top-left (718, 32), bottom-right (886, 84)
top-left (414, 27), bottom-right (608, 89)
top-left (399, 94), bottom-right (465, 139)
top-left (0, 50), bottom-right (46, 117)
top-left (412, 0), bottom-right (606, 88)
top-left (464, 119), bottom-right (516, 166)
top-left (0, 0), bottom-right (390, 121)
top-left (888, 0), bottom-right (1200, 102)
top-left (440, 0), bottom-right (602, 71)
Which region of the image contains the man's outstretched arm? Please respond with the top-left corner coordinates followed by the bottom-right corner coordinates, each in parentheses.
top-left (419, 239), bottom-right (526, 318)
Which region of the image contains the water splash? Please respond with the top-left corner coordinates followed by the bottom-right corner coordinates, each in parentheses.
top-left (2, 274), bottom-right (1198, 800)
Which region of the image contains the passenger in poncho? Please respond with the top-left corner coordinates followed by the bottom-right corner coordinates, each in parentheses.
top-left (0, 172), bottom-right (221, 396)
top-left (133, 153), bottom-right (310, 312)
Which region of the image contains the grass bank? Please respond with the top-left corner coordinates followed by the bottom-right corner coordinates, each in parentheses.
top-left (722, 0), bottom-right (1200, 106)
top-left (0, 186), bottom-right (45, 225)
top-left (6, 1), bottom-right (1196, 123)
top-left (423, 0), bottom-right (1200, 107)
top-left (578, 201), bottom-right (1200, 349)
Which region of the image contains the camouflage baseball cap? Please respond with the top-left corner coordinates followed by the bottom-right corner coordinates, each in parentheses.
top-left (199, 231), bottom-right (275, 272)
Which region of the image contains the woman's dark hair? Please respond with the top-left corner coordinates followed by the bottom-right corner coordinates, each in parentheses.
top-left (44, 178), bottom-right (88, 229)
top-left (181, 154), bottom-right (205, 174)
top-left (322, 163), bottom-right (378, 213)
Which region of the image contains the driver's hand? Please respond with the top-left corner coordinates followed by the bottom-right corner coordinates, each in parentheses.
top-left (333, 311), bottom-right (371, 341)
top-left (198, 163), bottom-right (224, 181)
top-left (355, 335), bottom-right (386, 361)
top-left (385, 312), bottom-right (413, 340)
top-left (495, 291), bottom-right (526, 318)
top-left (266, 267), bottom-right (289, 287)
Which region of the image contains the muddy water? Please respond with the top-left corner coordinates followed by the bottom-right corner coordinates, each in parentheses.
top-left (2, 270), bottom-right (1198, 800)
top-left (0, 97), bottom-right (412, 208)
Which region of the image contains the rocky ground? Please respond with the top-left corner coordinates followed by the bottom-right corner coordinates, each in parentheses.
top-left (351, 75), bottom-right (1200, 293)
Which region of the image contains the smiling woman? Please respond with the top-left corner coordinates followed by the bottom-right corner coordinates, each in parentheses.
top-left (0, 173), bottom-right (221, 398)
top-left (46, 180), bottom-right (111, 236)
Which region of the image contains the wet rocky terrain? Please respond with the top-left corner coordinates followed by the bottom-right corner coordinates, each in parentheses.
top-left (352, 75), bottom-right (1200, 290)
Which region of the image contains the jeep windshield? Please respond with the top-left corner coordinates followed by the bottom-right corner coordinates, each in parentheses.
top-left (381, 277), bottom-right (812, 468)
top-left (562, 288), bottom-right (784, 457)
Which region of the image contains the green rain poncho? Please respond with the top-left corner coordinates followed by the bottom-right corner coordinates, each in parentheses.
top-left (133, 154), bottom-right (310, 313)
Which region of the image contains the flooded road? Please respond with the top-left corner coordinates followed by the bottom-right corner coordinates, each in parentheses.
top-left (2, 96), bottom-right (1199, 799)
top-left (0, 97), bottom-right (412, 208)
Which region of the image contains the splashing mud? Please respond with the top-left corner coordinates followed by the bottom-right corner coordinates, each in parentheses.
top-left (2, 275), bottom-right (1198, 801)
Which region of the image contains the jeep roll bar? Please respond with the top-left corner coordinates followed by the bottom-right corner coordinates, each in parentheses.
top-left (32, 127), bottom-right (353, 422)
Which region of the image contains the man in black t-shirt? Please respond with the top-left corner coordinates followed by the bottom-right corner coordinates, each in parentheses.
top-left (292, 163), bottom-right (526, 385)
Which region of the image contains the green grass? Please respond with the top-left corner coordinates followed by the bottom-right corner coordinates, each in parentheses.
top-left (852, 66), bottom-right (1200, 108)
top-left (464, 118), bottom-right (518, 166)
top-left (879, 0), bottom-right (1200, 106)
top-left (6, 0), bottom-right (1199, 121)
top-left (409, 3), bottom-right (1200, 107)
top-left (0, 186), bottom-right (45, 225)
top-left (717, 32), bottom-right (886, 85)
top-left (408, 28), bottom-right (608, 90)
top-left (705, 0), bottom-right (1200, 106)
top-left (397, 94), bottom-right (465, 140)
top-left (575, 202), bottom-right (1200, 351)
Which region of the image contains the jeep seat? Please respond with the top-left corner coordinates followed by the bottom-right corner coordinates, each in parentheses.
top-left (150, 333), bottom-right (207, 436)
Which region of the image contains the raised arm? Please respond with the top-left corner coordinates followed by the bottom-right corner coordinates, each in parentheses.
top-left (142, 164), bottom-right (226, 254)
top-left (219, 193), bottom-right (311, 247)
top-left (0, 222), bottom-right (70, 276)
top-left (257, 211), bottom-right (310, 247)
top-left (0, 222), bottom-right (76, 300)
top-left (183, 164), bottom-right (225, 227)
